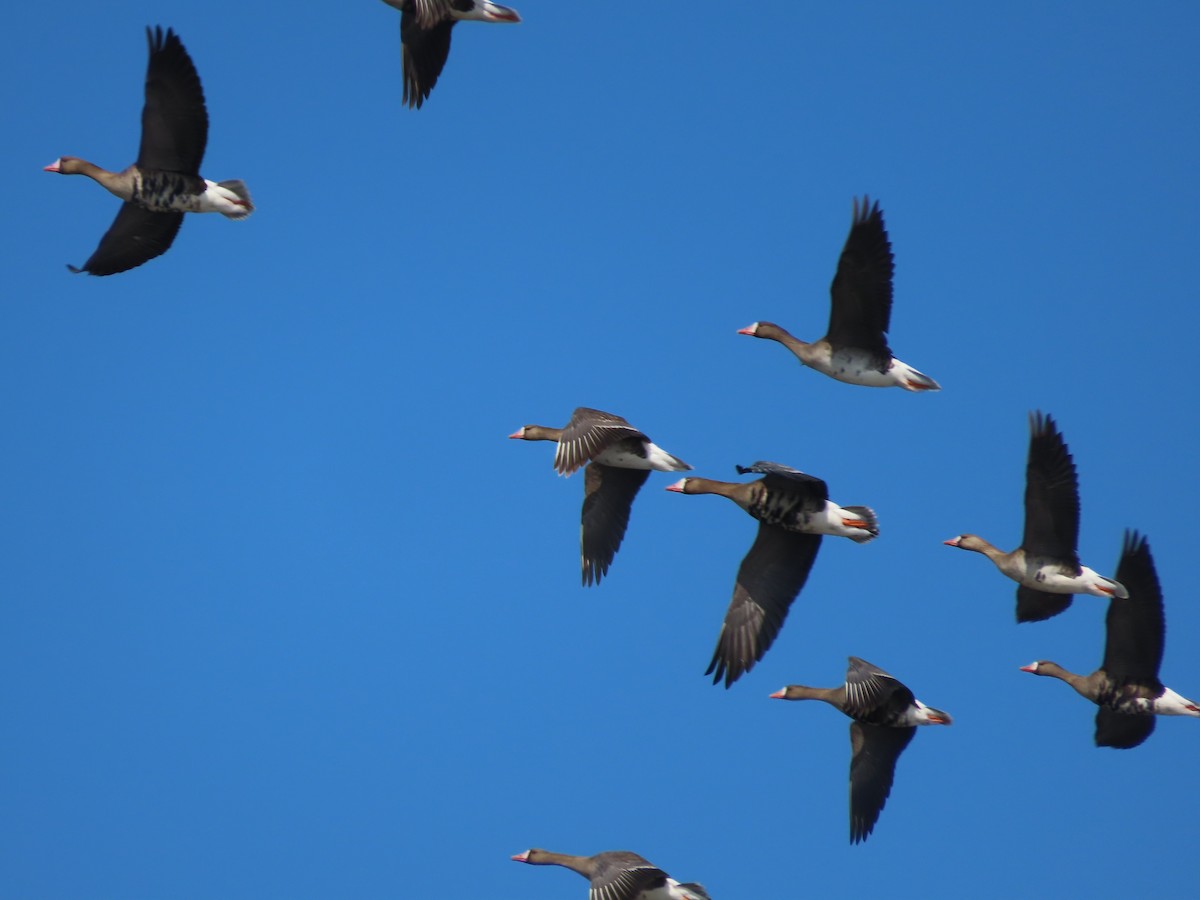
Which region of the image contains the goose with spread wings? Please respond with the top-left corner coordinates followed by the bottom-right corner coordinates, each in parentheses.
top-left (738, 196), bottom-right (939, 391)
top-left (380, 0), bottom-right (521, 109)
top-left (1020, 531), bottom-right (1199, 748)
top-left (944, 411), bottom-right (1126, 622)
top-left (44, 26), bottom-right (252, 276)
top-left (771, 656), bottom-right (951, 844)
top-left (510, 407), bottom-right (690, 586)
top-left (666, 462), bottom-right (878, 688)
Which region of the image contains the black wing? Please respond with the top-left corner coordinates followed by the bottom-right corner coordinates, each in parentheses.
top-left (1094, 706), bottom-right (1157, 750)
top-left (556, 408), bottom-right (644, 476)
top-left (1020, 411), bottom-right (1081, 566)
top-left (735, 461), bottom-right (828, 497)
top-left (826, 197), bottom-right (894, 360)
top-left (1015, 584), bottom-right (1074, 624)
top-left (849, 721), bottom-right (915, 844)
top-left (138, 27), bottom-right (208, 174)
top-left (68, 202), bottom-right (184, 276)
top-left (1101, 531), bottom-right (1164, 682)
top-left (705, 526), bottom-right (821, 688)
top-left (843, 657), bottom-right (914, 723)
top-left (401, 11), bottom-right (455, 109)
top-left (580, 464), bottom-right (649, 587)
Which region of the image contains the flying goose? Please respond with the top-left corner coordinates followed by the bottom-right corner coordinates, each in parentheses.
top-left (380, 0), bottom-right (521, 109)
top-left (771, 656), bottom-right (951, 844)
top-left (738, 196), bottom-right (939, 391)
top-left (44, 27), bottom-right (252, 276)
top-left (944, 411), bottom-right (1126, 622)
top-left (510, 407), bottom-right (690, 586)
top-left (666, 462), bottom-right (878, 687)
top-left (512, 848), bottom-right (712, 900)
top-left (1020, 531), bottom-right (1199, 748)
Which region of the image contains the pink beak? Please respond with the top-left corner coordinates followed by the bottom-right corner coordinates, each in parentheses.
top-left (508, 428), bottom-right (525, 439)
top-left (768, 689), bottom-right (786, 699)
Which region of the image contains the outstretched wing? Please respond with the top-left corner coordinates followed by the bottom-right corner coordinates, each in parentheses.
top-left (849, 722), bottom-right (915, 844)
top-left (826, 196), bottom-right (894, 360)
top-left (1021, 411), bottom-right (1081, 567)
top-left (138, 27), bottom-right (208, 173)
top-left (69, 203), bottom-right (184, 276)
top-left (1015, 584), bottom-right (1074, 623)
top-left (705, 526), bottom-right (821, 688)
top-left (1094, 706), bottom-right (1156, 750)
top-left (400, 10), bottom-right (455, 109)
top-left (580, 464), bottom-right (649, 586)
top-left (1101, 530), bottom-right (1164, 683)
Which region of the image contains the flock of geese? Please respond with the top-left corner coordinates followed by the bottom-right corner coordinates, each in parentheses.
top-left (40, 4), bottom-right (1197, 898)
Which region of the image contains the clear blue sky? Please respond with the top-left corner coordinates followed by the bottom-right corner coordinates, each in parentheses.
top-left (4, 3), bottom-right (1199, 897)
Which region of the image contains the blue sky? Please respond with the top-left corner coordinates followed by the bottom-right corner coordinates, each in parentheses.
top-left (4, 2), bottom-right (1199, 897)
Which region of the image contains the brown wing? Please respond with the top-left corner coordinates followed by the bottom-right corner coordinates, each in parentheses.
top-left (580, 464), bottom-right (649, 587)
top-left (843, 657), bottom-right (914, 723)
top-left (138, 27), bottom-right (208, 174)
top-left (589, 852), bottom-right (669, 900)
top-left (705, 526), bottom-right (821, 688)
top-left (826, 196), bottom-right (894, 361)
top-left (68, 203), bottom-right (184, 276)
top-left (555, 408), bottom-right (645, 476)
top-left (849, 721), bottom-right (915, 844)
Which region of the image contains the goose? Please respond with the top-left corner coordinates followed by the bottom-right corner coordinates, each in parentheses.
top-left (665, 462), bottom-right (878, 687)
top-left (512, 848), bottom-right (712, 900)
top-left (510, 407), bottom-right (690, 586)
top-left (771, 656), bottom-right (951, 844)
top-left (380, 0), bottom-right (521, 109)
top-left (944, 411), bottom-right (1126, 622)
top-left (1020, 531), bottom-right (1199, 748)
top-left (44, 27), bottom-right (252, 276)
top-left (737, 196), bottom-right (939, 391)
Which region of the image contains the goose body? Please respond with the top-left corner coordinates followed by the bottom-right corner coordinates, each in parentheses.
top-left (512, 848), bottom-right (711, 900)
top-left (44, 27), bottom-right (252, 276)
top-left (665, 462), bottom-right (877, 688)
top-left (510, 407), bottom-right (690, 586)
top-left (381, 0), bottom-right (521, 109)
top-left (944, 411), bottom-right (1126, 622)
top-left (771, 656), bottom-right (951, 844)
top-left (1020, 532), bottom-right (1199, 748)
top-left (738, 197), bottom-right (939, 392)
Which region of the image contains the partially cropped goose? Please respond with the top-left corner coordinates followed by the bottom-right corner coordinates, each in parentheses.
top-left (1021, 531), bottom-right (1199, 748)
top-left (665, 462), bottom-right (878, 688)
top-left (511, 848), bottom-right (712, 900)
top-left (44, 27), bottom-right (252, 276)
top-left (738, 197), bottom-right (939, 391)
top-left (380, 0), bottom-right (521, 109)
top-left (944, 411), bottom-right (1126, 622)
top-left (510, 407), bottom-right (691, 586)
top-left (771, 656), bottom-right (951, 844)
